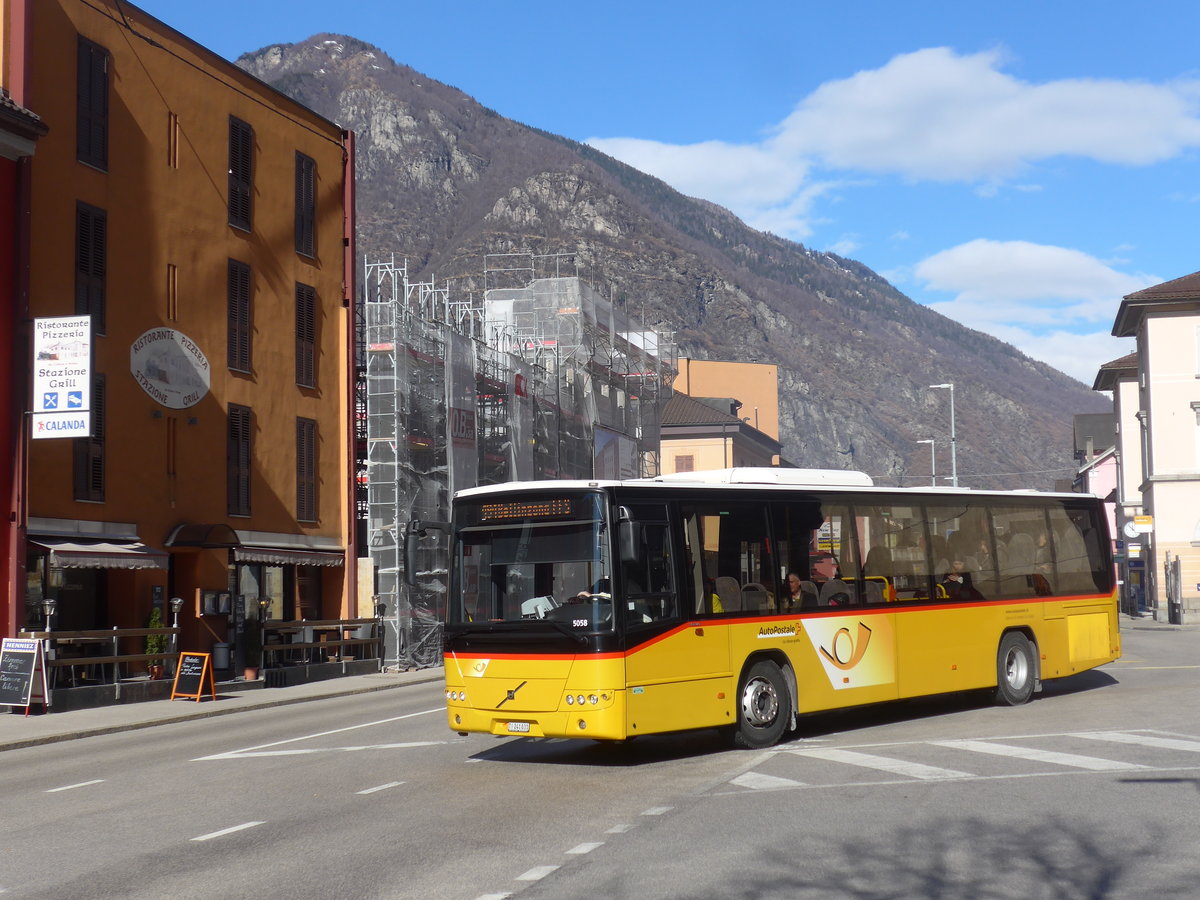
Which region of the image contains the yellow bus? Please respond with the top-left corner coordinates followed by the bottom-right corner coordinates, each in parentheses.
top-left (432, 469), bottom-right (1119, 749)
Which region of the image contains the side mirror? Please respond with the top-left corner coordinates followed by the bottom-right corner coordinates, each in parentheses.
top-left (404, 519), bottom-right (450, 586)
top-left (619, 519), bottom-right (642, 565)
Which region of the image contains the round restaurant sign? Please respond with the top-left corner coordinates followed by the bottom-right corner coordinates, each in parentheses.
top-left (130, 328), bottom-right (211, 409)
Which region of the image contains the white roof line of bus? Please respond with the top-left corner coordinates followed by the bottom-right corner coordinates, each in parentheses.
top-left (453, 471), bottom-right (1095, 501)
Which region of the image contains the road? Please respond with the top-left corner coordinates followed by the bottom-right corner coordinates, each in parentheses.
top-left (1, 619), bottom-right (1197, 899)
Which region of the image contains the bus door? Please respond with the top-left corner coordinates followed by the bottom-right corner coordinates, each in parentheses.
top-left (620, 501), bottom-right (731, 736)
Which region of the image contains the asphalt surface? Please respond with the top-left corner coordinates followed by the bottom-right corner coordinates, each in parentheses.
top-left (0, 667), bottom-right (445, 753)
top-left (2, 610), bottom-right (1186, 754)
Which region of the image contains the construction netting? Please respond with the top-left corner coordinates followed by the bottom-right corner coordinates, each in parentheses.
top-left (361, 254), bottom-right (676, 669)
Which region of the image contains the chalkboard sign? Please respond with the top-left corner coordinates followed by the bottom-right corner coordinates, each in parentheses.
top-left (1, 638), bottom-right (50, 712)
top-left (170, 651), bottom-right (216, 702)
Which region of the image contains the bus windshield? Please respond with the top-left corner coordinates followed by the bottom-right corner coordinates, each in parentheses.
top-left (449, 491), bottom-right (613, 633)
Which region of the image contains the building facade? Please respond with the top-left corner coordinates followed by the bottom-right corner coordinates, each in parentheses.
top-left (1106, 272), bottom-right (1200, 622)
top-left (660, 392), bottom-right (781, 474)
top-left (3, 1), bottom-right (355, 665)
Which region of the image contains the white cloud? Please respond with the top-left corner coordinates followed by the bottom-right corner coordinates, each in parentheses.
top-left (585, 137), bottom-right (810, 213)
top-left (825, 236), bottom-right (860, 257)
top-left (770, 48), bottom-right (1200, 181)
top-left (992, 328), bottom-right (1135, 386)
top-left (914, 239), bottom-right (1157, 381)
top-left (586, 48), bottom-right (1200, 238)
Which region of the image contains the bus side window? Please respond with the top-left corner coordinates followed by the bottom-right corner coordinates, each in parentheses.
top-left (857, 504), bottom-right (934, 602)
top-left (681, 503), bottom-right (775, 615)
top-left (993, 506), bottom-right (1054, 598)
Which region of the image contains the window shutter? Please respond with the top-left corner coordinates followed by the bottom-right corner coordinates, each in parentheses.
top-left (227, 259), bottom-right (251, 371)
top-left (296, 418), bottom-right (316, 521)
top-left (295, 282), bottom-right (315, 386)
top-left (75, 203), bottom-right (106, 334)
top-left (76, 37), bottom-right (109, 169)
top-left (227, 404), bottom-right (251, 516)
top-left (73, 373), bottom-right (105, 501)
top-left (228, 117), bottom-right (253, 230)
top-left (294, 152), bottom-right (315, 256)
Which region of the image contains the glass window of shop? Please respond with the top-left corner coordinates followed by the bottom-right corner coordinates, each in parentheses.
top-left (235, 564), bottom-right (323, 620)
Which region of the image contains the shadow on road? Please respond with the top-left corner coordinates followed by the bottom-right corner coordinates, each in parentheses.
top-left (588, 817), bottom-right (1173, 899)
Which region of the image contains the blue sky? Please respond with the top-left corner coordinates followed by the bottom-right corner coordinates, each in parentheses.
top-left (138, 0), bottom-right (1200, 385)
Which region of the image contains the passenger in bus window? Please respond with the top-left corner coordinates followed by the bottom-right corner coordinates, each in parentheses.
top-left (810, 552), bottom-right (838, 585)
top-left (786, 572), bottom-right (804, 606)
top-left (785, 572), bottom-right (818, 608)
top-left (811, 552), bottom-right (851, 606)
top-left (941, 561), bottom-right (983, 602)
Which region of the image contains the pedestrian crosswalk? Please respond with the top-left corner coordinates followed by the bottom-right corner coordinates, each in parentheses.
top-left (719, 730), bottom-right (1200, 793)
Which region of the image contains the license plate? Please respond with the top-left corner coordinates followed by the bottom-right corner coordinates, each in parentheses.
top-left (506, 721), bottom-right (530, 733)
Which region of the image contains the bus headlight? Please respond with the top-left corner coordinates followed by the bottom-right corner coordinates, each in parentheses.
top-left (565, 694), bottom-right (574, 705)
top-left (588, 694), bottom-right (598, 705)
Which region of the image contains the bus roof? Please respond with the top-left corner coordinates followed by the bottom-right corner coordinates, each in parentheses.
top-left (642, 467), bottom-right (875, 486)
top-left (454, 468), bottom-right (1097, 502)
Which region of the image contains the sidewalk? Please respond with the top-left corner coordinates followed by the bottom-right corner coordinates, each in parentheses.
top-left (0, 667), bottom-right (444, 753)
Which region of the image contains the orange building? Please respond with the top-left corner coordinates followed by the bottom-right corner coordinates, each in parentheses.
top-left (675, 358), bottom-right (780, 442)
top-left (3, 1), bottom-right (355, 669)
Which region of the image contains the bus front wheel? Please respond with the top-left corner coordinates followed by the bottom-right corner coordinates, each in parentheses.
top-left (994, 632), bottom-right (1035, 706)
top-left (728, 660), bottom-right (790, 749)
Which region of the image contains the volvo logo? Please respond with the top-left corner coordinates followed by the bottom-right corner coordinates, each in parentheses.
top-left (495, 680), bottom-right (527, 708)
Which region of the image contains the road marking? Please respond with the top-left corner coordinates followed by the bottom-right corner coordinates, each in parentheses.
top-left (473, 894), bottom-right (512, 900)
top-left (1072, 732), bottom-right (1200, 752)
top-left (193, 707), bottom-right (444, 760)
top-left (641, 806), bottom-right (673, 816)
top-left (730, 771), bottom-right (807, 790)
top-left (516, 865), bottom-right (559, 881)
top-left (566, 842), bottom-right (604, 855)
top-left (192, 821), bottom-right (264, 842)
top-left (357, 781), bottom-right (406, 794)
top-left (605, 823), bottom-right (636, 834)
top-left (933, 739), bottom-right (1147, 771)
top-left (789, 747), bottom-right (973, 780)
top-left (204, 740), bottom-right (448, 760)
top-left (1115, 665), bottom-right (1200, 670)
top-left (45, 779), bottom-right (104, 793)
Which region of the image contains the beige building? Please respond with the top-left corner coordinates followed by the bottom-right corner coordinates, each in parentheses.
top-left (1104, 273), bottom-right (1200, 622)
top-left (661, 359), bottom-right (782, 474)
top-left (659, 393), bottom-right (781, 475)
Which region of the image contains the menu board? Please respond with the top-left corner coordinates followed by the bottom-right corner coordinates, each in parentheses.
top-left (170, 651), bottom-right (215, 702)
top-left (1, 638), bottom-right (50, 711)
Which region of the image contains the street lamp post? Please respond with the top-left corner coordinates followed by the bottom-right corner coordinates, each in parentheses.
top-left (169, 596), bottom-right (185, 675)
top-left (41, 597), bottom-right (57, 635)
top-left (916, 439), bottom-right (936, 486)
top-left (929, 383), bottom-right (958, 487)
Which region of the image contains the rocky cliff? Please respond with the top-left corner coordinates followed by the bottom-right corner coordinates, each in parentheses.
top-left (238, 35), bottom-right (1107, 489)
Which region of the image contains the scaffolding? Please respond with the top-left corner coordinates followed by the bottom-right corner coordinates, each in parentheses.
top-left (361, 253), bottom-right (676, 669)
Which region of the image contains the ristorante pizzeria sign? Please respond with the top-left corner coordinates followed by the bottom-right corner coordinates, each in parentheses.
top-left (31, 315), bottom-right (91, 439)
top-left (129, 328), bottom-right (211, 409)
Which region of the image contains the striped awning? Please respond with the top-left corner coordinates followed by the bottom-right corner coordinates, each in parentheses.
top-left (31, 539), bottom-right (169, 570)
top-left (232, 546), bottom-right (344, 567)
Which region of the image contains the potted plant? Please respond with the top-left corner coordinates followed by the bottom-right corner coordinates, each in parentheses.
top-left (243, 614), bottom-right (263, 681)
top-left (145, 607), bottom-right (166, 679)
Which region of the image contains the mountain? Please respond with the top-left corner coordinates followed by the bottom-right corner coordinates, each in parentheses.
top-left (237, 35), bottom-right (1108, 489)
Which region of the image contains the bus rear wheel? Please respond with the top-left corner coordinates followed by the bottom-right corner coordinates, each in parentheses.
top-left (994, 632), bottom-right (1035, 706)
top-left (729, 660), bottom-right (790, 749)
